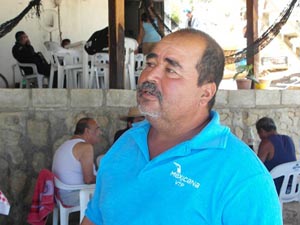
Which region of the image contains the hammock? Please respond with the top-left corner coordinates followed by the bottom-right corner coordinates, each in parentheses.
top-left (0, 0), bottom-right (42, 39)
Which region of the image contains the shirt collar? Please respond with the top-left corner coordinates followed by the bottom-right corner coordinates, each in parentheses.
top-left (130, 111), bottom-right (229, 161)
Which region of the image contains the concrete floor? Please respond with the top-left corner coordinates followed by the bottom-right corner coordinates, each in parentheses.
top-left (283, 202), bottom-right (300, 225)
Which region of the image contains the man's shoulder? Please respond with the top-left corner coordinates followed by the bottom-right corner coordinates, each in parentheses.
top-left (75, 141), bottom-right (92, 149)
top-left (73, 141), bottom-right (93, 159)
top-left (281, 134), bottom-right (294, 141)
top-left (12, 43), bottom-right (22, 55)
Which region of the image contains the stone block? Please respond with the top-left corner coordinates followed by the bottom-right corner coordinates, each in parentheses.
top-left (71, 89), bottom-right (103, 107)
top-left (1, 129), bottom-right (21, 147)
top-left (27, 120), bottom-right (49, 147)
top-left (0, 89), bottom-right (29, 108)
top-left (228, 90), bottom-right (255, 108)
top-left (0, 158), bottom-right (9, 173)
top-left (282, 90), bottom-right (300, 105)
top-left (215, 90), bottom-right (228, 107)
top-left (7, 145), bottom-right (24, 165)
top-left (10, 170), bottom-right (27, 198)
top-left (106, 89), bottom-right (137, 107)
top-left (32, 152), bottom-right (46, 173)
top-left (255, 90), bottom-right (281, 106)
top-left (32, 89), bottom-right (67, 108)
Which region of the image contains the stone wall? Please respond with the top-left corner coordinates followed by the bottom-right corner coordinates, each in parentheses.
top-left (0, 89), bottom-right (299, 225)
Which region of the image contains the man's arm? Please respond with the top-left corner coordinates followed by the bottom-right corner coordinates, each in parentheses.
top-left (81, 217), bottom-right (95, 225)
top-left (74, 143), bottom-right (96, 184)
top-left (257, 139), bottom-right (274, 162)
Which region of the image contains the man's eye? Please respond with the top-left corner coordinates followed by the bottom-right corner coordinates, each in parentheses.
top-left (146, 62), bottom-right (155, 68)
top-left (166, 68), bottom-right (175, 73)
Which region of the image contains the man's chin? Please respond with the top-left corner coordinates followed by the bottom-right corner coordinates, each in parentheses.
top-left (138, 104), bottom-right (160, 119)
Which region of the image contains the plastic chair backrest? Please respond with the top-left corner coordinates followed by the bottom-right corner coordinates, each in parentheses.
top-left (17, 62), bottom-right (39, 75)
top-left (134, 53), bottom-right (145, 80)
top-left (124, 37), bottom-right (138, 89)
top-left (94, 53), bottom-right (109, 70)
top-left (270, 160), bottom-right (300, 207)
top-left (134, 53), bottom-right (144, 71)
top-left (90, 53), bottom-right (110, 88)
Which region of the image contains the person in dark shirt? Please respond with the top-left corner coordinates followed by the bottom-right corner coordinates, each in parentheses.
top-left (256, 116), bottom-right (297, 193)
top-left (12, 31), bottom-right (51, 78)
top-left (84, 27), bottom-right (108, 55)
top-left (113, 107), bottom-right (145, 143)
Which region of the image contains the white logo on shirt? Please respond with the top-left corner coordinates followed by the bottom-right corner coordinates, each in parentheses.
top-left (170, 162), bottom-right (200, 189)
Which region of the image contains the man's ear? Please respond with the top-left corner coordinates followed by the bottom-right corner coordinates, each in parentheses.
top-left (198, 82), bottom-right (216, 106)
top-left (84, 127), bottom-right (90, 135)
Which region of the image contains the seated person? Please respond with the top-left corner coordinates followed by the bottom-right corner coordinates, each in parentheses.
top-left (85, 26), bottom-right (108, 55)
top-left (256, 116), bottom-right (297, 194)
top-left (61, 38), bottom-right (71, 48)
top-left (12, 31), bottom-right (51, 78)
top-left (52, 117), bottom-right (101, 206)
top-left (113, 106), bottom-right (145, 143)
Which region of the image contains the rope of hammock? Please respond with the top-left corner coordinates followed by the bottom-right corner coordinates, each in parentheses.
top-left (0, 0), bottom-right (42, 39)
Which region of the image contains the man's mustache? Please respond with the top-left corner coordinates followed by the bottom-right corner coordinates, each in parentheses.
top-left (137, 81), bottom-right (162, 102)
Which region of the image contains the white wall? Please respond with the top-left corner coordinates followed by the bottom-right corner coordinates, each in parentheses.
top-left (0, 0), bottom-right (108, 86)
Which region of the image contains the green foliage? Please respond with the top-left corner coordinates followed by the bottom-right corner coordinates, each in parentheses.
top-left (233, 64), bottom-right (259, 83)
top-left (171, 12), bottom-right (180, 24)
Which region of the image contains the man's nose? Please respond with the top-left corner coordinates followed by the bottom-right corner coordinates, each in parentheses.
top-left (139, 66), bottom-right (162, 84)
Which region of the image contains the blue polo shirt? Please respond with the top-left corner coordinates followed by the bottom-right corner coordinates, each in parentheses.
top-left (86, 111), bottom-right (282, 225)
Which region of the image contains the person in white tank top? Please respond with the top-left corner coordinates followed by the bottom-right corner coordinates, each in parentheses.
top-left (52, 117), bottom-right (101, 206)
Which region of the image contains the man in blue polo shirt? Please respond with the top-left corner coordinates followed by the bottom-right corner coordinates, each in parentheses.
top-left (81, 29), bottom-right (282, 225)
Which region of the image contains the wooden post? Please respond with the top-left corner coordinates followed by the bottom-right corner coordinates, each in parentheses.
top-left (109, 0), bottom-right (125, 89)
top-left (246, 0), bottom-right (254, 65)
top-left (246, 0), bottom-right (258, 87)
top-left (253, 0), bottom-right (259, 78)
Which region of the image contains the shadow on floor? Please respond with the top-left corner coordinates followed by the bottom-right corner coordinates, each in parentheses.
top-left (46, 211), bottom-right (80, 225)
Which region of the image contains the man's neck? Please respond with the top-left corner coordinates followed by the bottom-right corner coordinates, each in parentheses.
top-left (147, 115), bottom-right (211, 159)
top-left (72, 134), bottom-right (85, 140)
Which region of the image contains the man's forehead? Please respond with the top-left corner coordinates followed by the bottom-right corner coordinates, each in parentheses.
top-left (88, 119), bottom-right (98, 126)
top-left (149, 37), bottom-right (205, 62)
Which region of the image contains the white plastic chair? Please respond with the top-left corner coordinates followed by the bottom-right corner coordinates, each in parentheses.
top-left (134, 53), bottom-right (145, 82)
top-left (16, 62), bottom-right (45, 88)
top-left (49, 51), bottom-right (83, 88)
top-left (79, 188), bottom-right (95, 222)
top-left (90, 53), bottom-right (109, 89)
top-left (270, 160), bottom-right (300, 209)
top-left (124, 37), bottom-right (138, 90)
top-left (52, 177), bottom-right (95, 225)
top-left (44, 41), bottom-right (64, 53)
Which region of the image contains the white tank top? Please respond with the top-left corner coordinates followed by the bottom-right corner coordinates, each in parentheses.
top-left (52, 138), bottom-right (86, 185)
